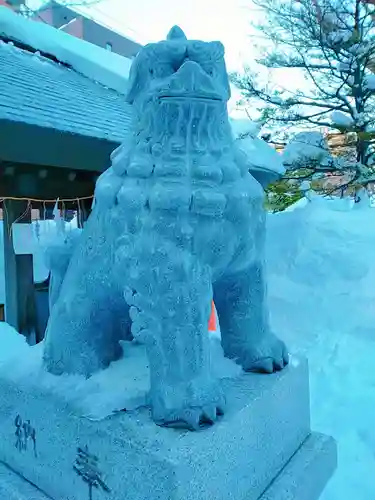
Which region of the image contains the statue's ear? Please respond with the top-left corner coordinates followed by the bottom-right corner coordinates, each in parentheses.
top-left (125, 56), bottom-right (145, 104)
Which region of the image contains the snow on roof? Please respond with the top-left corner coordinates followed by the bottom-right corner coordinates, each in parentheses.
top-left (283, 131), bottom-right (331, 167)
top-left (331, 110), bottom-right (354, 129)
top-left (230, 117), bottom-right (262, 139)
top-left (0, 6), bottom-right (132, 94)
top-left (0, 40), bottom-right (133, 142)
top-left (231, 118), bottom-right (285, 175)
top-left (240, 135), bottom-right (285, 175)
top-left (364, 73), bottom-right (375, 91)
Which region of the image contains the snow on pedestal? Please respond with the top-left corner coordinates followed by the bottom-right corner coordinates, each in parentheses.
top-left (0, 351), bottom-right (336, 500)
top-left (0, 324), bottom-right (241, 421)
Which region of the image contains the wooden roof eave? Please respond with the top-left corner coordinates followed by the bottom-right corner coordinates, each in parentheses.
top-left (0, 117), bottom-right (121, 172)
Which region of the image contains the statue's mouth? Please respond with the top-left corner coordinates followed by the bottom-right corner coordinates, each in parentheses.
top-left (159, 93), bottom-right (222, 102)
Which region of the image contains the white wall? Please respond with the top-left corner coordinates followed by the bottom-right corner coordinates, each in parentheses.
top-left (0, 218), bottom-right (78, 306)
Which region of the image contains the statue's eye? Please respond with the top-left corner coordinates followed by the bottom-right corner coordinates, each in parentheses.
top-left (199, 64), bottom-right (215, 77)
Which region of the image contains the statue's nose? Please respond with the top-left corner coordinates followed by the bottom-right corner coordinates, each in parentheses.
top-left (176, 59), bottom-right (200, 73)
top-left (169, 59), bottom-right (216, 96)
top-left (175, 60), bottom-right (210, 81)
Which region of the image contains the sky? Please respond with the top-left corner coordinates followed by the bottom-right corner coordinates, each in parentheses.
top-left (27, 0), bottom-right (262, 71)
top-left (78, 0), bottom-right (257, 72)
top-left (83, 0), bottom-right (263, 115)
top-left (25, 0), bottom-right (306, 118)
top-left (71, 0), bottom-right (307, 107)
top-left (25, 0), bottom-right (264, 115)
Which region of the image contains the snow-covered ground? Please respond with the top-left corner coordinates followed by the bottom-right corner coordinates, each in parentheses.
top-left (266, 196), bottom-right (375, 499)
top-left (1, 195), bottom-right (375, 497)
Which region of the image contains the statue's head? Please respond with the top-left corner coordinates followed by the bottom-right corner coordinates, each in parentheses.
top-left (126, 26), bottom-right (231, 108)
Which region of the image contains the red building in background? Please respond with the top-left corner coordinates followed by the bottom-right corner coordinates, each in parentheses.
top-left (0, 0), bottom-right (142, 59)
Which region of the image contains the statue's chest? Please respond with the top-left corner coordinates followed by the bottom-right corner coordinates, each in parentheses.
top-left (105, 150), bottom-right (263, 219)
top-left (119, 172), bottom-right (259, 213)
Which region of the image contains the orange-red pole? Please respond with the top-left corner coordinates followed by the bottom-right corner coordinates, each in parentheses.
top-left (208, 301), bottom-right (216, 331)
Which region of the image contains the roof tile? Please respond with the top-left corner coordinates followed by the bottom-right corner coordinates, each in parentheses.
top-left (0, 42), bottom-right (133, 144)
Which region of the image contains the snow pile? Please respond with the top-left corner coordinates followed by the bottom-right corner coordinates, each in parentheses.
top-left (0, 322), bottom-right (29, 363)
top-left (230, 117), bottom-right (262, 138)
top-left (283, 131), bottom-right (331, 167)
top-left (331, 110), bottom-right (354, 129)
top-left (266, 196), bottom-right (375, 499)
top-left (231, 118), bottom-right (285, 175)
top-left (364, 74), bottom-right (375, 91)
top-left (0, 6), bottom-right (132, 94)
top-left (322, 11), bottom-right (354, 46)
top-left (327, 29), bottom-right (353, 45)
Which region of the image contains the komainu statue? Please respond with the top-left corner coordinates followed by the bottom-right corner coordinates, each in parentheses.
top-left (43, 26), bottom-right (289, 430)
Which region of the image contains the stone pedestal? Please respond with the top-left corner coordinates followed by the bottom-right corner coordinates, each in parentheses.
top-left (0, 463), bottom-right (50, 500)
top-left (0, 357), bottom-right (336, 500)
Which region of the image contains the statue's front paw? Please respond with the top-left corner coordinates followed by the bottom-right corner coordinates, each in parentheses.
top-left (237, 334), bottom-right (289, 373)
top-left (152, 380), bottom-right (226, 431)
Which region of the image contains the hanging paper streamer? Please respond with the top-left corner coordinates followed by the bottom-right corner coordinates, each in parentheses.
top-left (12, 223), bottom-right (35, 255)
top-left (53, 198), bottom-right (66, 238)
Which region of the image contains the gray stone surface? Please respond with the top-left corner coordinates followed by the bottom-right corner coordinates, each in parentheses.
top-left (43, 26), bottom-right (288, 430)
top-left (0, 433), bottom-right (336, 500)
top-left (0, 462), bottom-right (51, 500)
top-left (259, 433), bottom-right (337, 500)
top-left (0, 357), bottom-right (331, 500)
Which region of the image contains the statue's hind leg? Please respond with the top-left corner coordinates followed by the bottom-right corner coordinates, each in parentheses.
top-left (122, 237), bottom-right (225, 430)
top-left (43, 271), bottom-right (130, 377)
top-left (214, 262), bottom-right (289, 373)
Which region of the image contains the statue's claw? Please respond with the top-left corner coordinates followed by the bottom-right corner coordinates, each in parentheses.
top-left (157, 404), bottom-right (224, 431)
top-left (233, 334), bottom-right (289, 374)
top-left (153, 383), bottom-right (226, 431)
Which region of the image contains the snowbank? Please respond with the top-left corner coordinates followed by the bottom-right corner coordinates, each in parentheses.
top-left (266, 196), bottom-right (375, 499)
top-left (0, 322), bottom-right (29, 363)
top-left (0, 7), bottom-right (132, 94)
